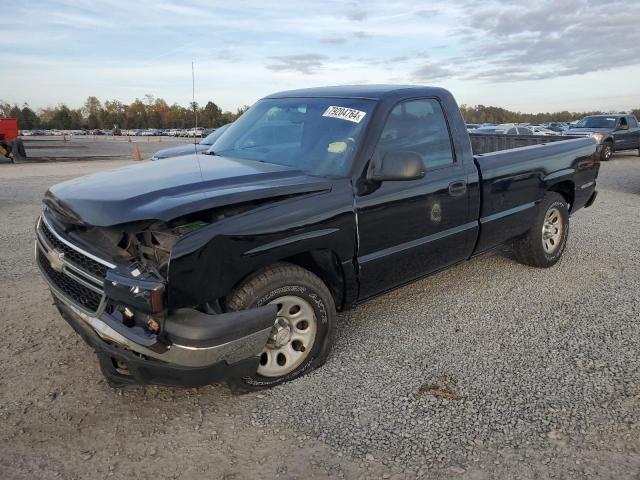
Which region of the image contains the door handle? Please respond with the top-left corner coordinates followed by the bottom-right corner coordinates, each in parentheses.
top-left (448, 180), bottom-right (467, 196)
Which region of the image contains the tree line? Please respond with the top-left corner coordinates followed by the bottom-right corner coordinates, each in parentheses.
top-left (459, 104), bottom-right (640, 125)
top-left (0, 94), bottom-right (249, 130)
top-left (2, 95), bottom-right (639, 130)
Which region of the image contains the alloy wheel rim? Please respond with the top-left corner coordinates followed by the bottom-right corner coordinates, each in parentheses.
top-left (258, 295), bottom-right (317, 377)
top-left (542, 207), bottom-right (563, 253)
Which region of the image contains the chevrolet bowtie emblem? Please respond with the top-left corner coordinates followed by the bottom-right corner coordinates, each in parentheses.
top-left (47, 249), bottom-right (65, 272)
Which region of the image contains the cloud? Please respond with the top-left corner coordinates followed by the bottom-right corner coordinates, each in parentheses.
top-left (457, 0), bottom-right (640, 81)
top-left (320, 37), bottom-right (348, 45)
top-left (352, 31), bottom-right (371, 39)
top-left (414, 9), bottom-right (440, 18)
top-left (3, 0), bottom-right (640, 113)
top-left (265, 54), bottom-right (328, 74)
top-left (346, 7), bottom-right (368, 22)
top-left (412, 61), bottom-right (454, 83)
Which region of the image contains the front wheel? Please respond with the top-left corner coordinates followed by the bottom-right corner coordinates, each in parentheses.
top-left (226, 262), bottom-right (336, 392)
top-left (513, 192), bottom-right (570, 268)
top-left (600, 140), bottom-right (613, 161)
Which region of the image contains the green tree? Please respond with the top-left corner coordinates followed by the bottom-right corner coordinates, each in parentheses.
top-left (201, 101), bottom-right (222, 127)
top-left (21, 104), bottom-right (39, 129)
top-left (125, 99), bottom-right (148, 128)
top-left (51, 105), bottom-right (74, 129)
top-left (0, 101), bottom-right (12, 118)
top-left (9, 105), bottom-right (23, 125)
top-left (83, 96), bottom-right (103, 129)
top-left (103, 100), bottom-right (126, 129)
top-left (148, 98), bottom-right (170, 128)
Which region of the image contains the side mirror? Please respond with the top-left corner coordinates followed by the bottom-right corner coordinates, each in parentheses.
top-left (367, 151), bottom-right (425, 182)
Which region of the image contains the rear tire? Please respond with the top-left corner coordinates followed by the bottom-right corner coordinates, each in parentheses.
top-left (601, 140), bottom-right (613, 161)
top-left (513, 192), bottom-right (569, 268)
top-left (226, 262), bottom-right (336, 392)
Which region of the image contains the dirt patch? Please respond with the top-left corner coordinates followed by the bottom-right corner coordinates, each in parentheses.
top-left (417, 376), bottom-right (461, 400)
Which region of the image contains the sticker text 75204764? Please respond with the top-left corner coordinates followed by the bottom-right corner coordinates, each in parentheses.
top-left (322, 106), bottom-right (367, 123)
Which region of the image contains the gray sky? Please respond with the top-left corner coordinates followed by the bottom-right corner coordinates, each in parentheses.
top-left (1, 0), bottom-right (639, 113)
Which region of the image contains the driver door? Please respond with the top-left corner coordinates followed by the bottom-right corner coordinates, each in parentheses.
top-left (354, 98), bottom-right (477, 299)
top-left (612, 117), bottom-right (632, 150)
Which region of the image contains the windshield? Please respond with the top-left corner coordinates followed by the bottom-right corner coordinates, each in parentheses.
top-left (575, 116), bottom-right (617, 128)
top-left (209, 97), bottom-right (375, 177)
top-left (201, 123), bottom-right (232, 145)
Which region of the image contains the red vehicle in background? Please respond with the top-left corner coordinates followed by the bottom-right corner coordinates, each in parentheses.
top-left (0, 118), bottom-right (27, 162)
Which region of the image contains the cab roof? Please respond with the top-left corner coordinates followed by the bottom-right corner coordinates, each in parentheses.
top-left (265, 84), bottom-right (448, 101)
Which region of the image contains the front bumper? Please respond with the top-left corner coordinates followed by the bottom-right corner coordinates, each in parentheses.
top-left (35, 213), bottom-right (277, 386)
top-left (52, 295), bottom-right (276, 387)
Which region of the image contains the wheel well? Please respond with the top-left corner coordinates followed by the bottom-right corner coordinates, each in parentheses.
top-left (281, 250), bottom-right (346, 310)
top-left (548, 181), bottom-right (575, 211)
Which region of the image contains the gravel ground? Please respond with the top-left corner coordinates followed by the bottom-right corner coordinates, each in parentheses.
top-left (1, 153), bottom-right (639, 479)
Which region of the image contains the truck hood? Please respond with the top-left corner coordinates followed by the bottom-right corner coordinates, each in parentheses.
top-left (151, 143), bottom-right (210, 160)
top-left (564, 127), bottom-right (612, 136)
top-left (44, 154), bottom-right (332, 227)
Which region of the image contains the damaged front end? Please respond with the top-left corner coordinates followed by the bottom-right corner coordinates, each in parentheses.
top-left (35, 208), bottom-right (276, 387)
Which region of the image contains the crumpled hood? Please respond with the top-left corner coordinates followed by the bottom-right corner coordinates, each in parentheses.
top-left (152, 143), bottom-right (209, 160)
top-left (45, 154), bottom-right (331, 227)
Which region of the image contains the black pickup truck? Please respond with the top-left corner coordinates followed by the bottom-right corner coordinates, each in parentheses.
top-left (35, 85), bottom-right (600, 390)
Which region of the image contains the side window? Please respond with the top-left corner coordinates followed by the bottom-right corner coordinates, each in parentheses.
top-left (506, 128), bottom-right (517, 135)
top-left (619, 117), bottom-right (628, 128)
top-left (517, 127), bottom-right (530, 135)
top-left (375, 99), bottom-right (454, 169)
top-left (627, 116), bottom-right (638, 128)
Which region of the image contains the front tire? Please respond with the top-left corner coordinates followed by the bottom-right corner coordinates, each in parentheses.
top-left (226, 262), bottom-right (336, 391)
top-left (601, 140), bottom-right (613, 161)
top-left (513, 192), bottom-right (570, 268)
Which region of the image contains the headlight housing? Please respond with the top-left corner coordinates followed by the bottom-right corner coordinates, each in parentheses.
top-left (591, 133), bottom-right (605, 143)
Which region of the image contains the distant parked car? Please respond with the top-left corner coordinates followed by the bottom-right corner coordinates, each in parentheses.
top-left (187, 127), bottom-right (205, 137)
top-left (142, 128), bottom-right (161, 136)
top-left (544, 122), bottom-right (568, 133)
top-left (466, 123), bottom-right (481, 132)
top-left (474, 124), bottom-right (532, 135)
top-left (151, 123), bottom-right (232, 161)
top-left (529, 126), bottom-right (560, 136)
top-left (562, 114), bottom-right (640, 161)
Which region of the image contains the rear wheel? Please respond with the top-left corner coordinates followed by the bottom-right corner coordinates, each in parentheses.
top-left (226, 262), bottom-right (336, 392)
top-left (601, 140), bottom-right (613, 161)
top-left (513, 192), bottom-right (569, 268)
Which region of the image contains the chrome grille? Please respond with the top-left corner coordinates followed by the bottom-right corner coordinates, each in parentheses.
top-left (37, 249), bottom-right (103, 312)
top-left (36, 215), bottom-right (114, 314)
top-left (39, 218), bottom-right (109, 279)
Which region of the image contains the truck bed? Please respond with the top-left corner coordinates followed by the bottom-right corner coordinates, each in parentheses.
top-left (471, 135), bottom-right (599, 254)
top-left (469, 133), bottom-right (580, 155)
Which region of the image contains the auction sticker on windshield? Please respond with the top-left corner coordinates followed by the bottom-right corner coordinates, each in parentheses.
top-left (323, 106), bottom-right (367, 123)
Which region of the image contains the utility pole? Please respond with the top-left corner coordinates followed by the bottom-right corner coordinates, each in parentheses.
top-left (192, 60), bottom-right (197, 144)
